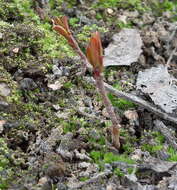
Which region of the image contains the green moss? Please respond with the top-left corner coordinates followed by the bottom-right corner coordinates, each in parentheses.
top-left (146, 0), bottom-right (177, 16)
top-left (152, 131), bottom-right (165, 144)
top-left (92, 0), bottom-right (177, 19)
top-left (167, 147), bottom-right (177, 162)
top-left (88, 134), bottom-right (106, 146)
top-left (69, 17), bottom-right (80, 28)
top-left (141, 131), bottom-right (165, 154)
top-left (103, 152), bottom-right (135, 164)
top-left (14, 0), bottom-right (40, 23)
top-left (77, 24), bottom-right (108, 43)
top-left (92, 0), bottom-right (147, 12)
top-left (119, 129), bottom-right (136, 153)
top-left (38, 23), bottom-right (75, 58)
top-left (92, 0), bottom-right (119, 8)
top-left (114, 168), bottom-right (124, 177)
top-left (141, 144), bottom-right (163, 154)
top-left (90, 151), bottom-right (135, 165)
top-left (0, 138), bottom-right (15, 189)
top-left (108, 93), bottom-right (136, 110)
top-left (90, 151), bottom-right (103, 163)
top-left (122, 142), bottom-right (135, 154)
top-left (116, 20), bottom-right (133, 29)
top-left (79, 176), bottom-right (89, 182)
top-left (63, 81), bottom-right (74, 89)
top-left (0, 0), bottom-right (24, 22)
top-left (62, 116), bottom-right (90, 133)
top-left (0, 0), bottom-right (75, 73)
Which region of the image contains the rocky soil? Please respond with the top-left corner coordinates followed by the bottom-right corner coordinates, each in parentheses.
top-left (0, 0), bottom-right (177, 189)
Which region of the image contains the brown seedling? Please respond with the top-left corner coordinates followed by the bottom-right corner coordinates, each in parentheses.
top-left (52, 16), bottom-right (121, 149)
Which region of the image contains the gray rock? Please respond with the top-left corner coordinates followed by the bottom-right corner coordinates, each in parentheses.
top-left (61, 66), bottom-right (70, 76)
top-left (20, 78), bottom-right (37, 90)
top-left (104, 164), bottom-right (112, 172)
top-left (4, 121), bottom-right (20, 131)
top-left (168, 176), bottom-right (177, 190)
top-left (136, 65), bottom-right (177, 113)
top-left (8, 185), bottom-right (28, 190)
top-left (139, 157), bottom-right (177, 173)
top-left (0, 120), bottom-right (6, 134)
top-left (0, 82), bottom-right (11, 96)
top-left (57, 183), bottom-right (68, 190)
top-left (56, 132), bottom-right (74, 160)
top-left (52, 65), bottom-right (62, 77)
top-left (89, 129), bottom-right (101, 140)
top-left (104, 29), bottom-right (142, 67)
top-left (0, 32), bottom-right (3, 39)
top-left (0, 101), bottom-right (9, 111)
top-left (157, 150), bottom-right (170, 160)
top-left (13, 69), bottom-right (23, 81)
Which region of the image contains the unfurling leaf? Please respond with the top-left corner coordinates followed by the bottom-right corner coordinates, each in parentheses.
top-left (52, 16), bottom-right (74, 45)
top-left (86, 32), bottom-right (103, 74)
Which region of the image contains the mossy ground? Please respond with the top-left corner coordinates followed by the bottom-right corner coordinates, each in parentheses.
top-left (0, 0), bottom-right (177, 189)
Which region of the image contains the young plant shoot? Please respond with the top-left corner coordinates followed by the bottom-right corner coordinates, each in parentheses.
top-left (52, 16), bottom-right (121, 149)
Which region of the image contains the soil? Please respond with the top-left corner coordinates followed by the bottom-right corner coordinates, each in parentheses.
top-left (0, 0), bottom-right (177, 190)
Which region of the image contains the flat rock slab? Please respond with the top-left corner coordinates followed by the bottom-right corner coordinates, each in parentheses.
top-left (104, 29), bottom-right (143, 67)
top-left (136, 65), bottom-right (177, 113)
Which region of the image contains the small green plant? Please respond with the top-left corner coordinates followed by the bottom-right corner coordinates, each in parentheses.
top-left (69, 17), bottom-right (80, 28)
top-left (141, 131), bottom-right (166, 154)
top-left (108, 93), bottom-right (136, 110)
top-left (152, 131), bottom-right (165, 144)
top-left (76, 24), bottom-right (108, 43)
top-left (63, 81), bottom-right (73, 89)
top-left (90, 150), bottom-right (135, 173)
top-left (141, 144), bottom-right (163, 154)
top-left (0, 138), bottom-right (14, 189)
top-left (122, 142), bottom-right (135, 154)
top-left (92, 0), bottom-right (147, 12)
top-left (167, 147), bottom-right (177, 161)
top-left (62, 116), bottom-right (87, 133)
top-left (147, 0), bottom-right (176, 15)
top-left (90, 151), bottom-right (103, 163)
top-left (79, 176), bottom-right (89, 181)
top-left (114, 168), bottom-right (124, 177)
top-left (127, 167), bottom-right (134, 174)
top-left (89, 135), bottom-right (106, 146)
top-left (103, 152), bottom-right (135, 164)
top-left (116, 21), bottom-right (133, 29)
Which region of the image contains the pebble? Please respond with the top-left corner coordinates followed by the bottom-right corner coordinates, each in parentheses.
top-left (52, 65), bottom-right (62, 77)
top-left (131, 149), bottom-right (143, 161)
top-left (106, 184), bottom-right (113, 190)
top-left (89, 129), bottom-right (101, 140)
top-left (0, 101), bottom-right (9, 111)
top-left (38, 177), bottom-right (48, 186)
top-left (48, 76), bottom-right (67, 91)
top-left (78, 162), bottom-right (91, 169)
top-left (57, 183), bottom-right (68, 190)
top-left (104, 163), bottom-right (112, 172)
top-left (157, 150), bottom-right (170, 160)
top-left (20, 78), bottom-right (37, 90)
top-left (0, 82), bottom-right (11, 96)
top-left (0, 32), bottom-right (3, 39)
top-left (0, 120), bottom-right (6, 134)
top-left (107, 8), bottom-right (114, 15)
top-left (118, 15), bottom-right (127, 24)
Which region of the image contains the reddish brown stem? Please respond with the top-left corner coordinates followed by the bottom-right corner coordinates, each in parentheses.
top-left (66, 32), bottom-right (121, 148)
top-left (94, 74), bottom-right (121, 149)
top-left (69, 35), bottom-right (89, 74)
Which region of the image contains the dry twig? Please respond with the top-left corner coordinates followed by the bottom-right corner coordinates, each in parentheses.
top-left (85, 77), bottom-right (177, 125)
top-left (154, 120), bottom-right (177, 150)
